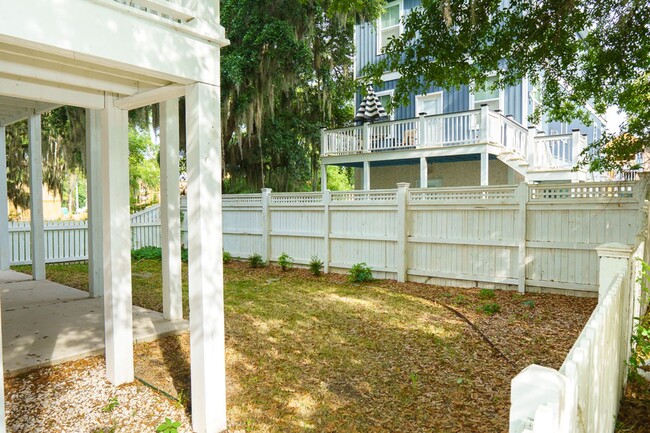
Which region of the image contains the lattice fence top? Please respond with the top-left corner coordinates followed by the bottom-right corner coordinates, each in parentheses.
top-left (529, 182), bottom-right (637, 201)
top-left (330, 190), bottom-right (397, 203)
top-left (270, 193), bottom-right (323, 205)
top-left (222, 195), bottom-right (263, 206)
top-left (409, 186), bottom-right (517, 203)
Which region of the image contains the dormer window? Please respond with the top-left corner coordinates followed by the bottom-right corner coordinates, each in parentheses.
top-left (378, 1), bottom-right (402, 54)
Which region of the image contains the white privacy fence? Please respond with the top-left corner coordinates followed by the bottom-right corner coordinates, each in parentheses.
top-left (7, 181), bottom-right (646, 295)
top-left (509, 239), bottom-right (650, 433)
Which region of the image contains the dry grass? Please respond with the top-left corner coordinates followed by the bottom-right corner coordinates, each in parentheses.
top-left (13, 260), bottom-right (598, 432)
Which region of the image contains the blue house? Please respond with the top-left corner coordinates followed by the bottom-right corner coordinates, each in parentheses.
top-left (320, 0), bottom-right (607, 190)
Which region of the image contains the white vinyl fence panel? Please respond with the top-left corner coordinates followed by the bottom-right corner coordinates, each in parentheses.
top-left (7, 181), bottom-right (646, 295)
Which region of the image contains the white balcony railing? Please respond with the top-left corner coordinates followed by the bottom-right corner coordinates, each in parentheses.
top-left (530, 132), bottom-right (587, 170)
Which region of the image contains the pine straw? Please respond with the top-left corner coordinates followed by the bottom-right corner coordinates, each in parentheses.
top-left (12, 260), bottom-right (597, 432)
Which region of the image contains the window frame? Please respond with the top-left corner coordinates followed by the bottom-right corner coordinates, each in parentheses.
top-left (415, 91), bottom-right (444, 116)
top-left (376, 0), bottom-right (403, 55)
top-left (469, 76), bottom-right (504, 112)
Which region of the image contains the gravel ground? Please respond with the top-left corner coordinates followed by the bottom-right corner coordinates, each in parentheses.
top-left (5, 356), bottom-right (192, 433)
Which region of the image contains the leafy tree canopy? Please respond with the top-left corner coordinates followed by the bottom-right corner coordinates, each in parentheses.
top-left (364, 0), bottom-right (649, 174)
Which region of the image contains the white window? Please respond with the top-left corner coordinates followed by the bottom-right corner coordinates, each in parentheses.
top-left (377, 1), bottom-right (402, 54)
top-left (416, 92), bottom-right (443, 116)
top-left (470, 77), bottom-right (503, 111)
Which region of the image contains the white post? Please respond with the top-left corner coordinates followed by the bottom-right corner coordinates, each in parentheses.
top-left (363, 161), bottom-right (371, 190)
top-left (160, 99), bottom-right (183, 321)
top-left (101, 94), bottom-right (134, 386)
top-left (261, 188), bottom-right (272, 263)
top-left (516, 182), bottom-right (528, 293)
top-left (0, 284), bottom-right (6, 433)
top-left (396, 183), bottom-right (409, 283)
top-left (185, 82), bottom-right (227, 433)
top-left (321, 164), bottom-right (327, 192)
top-left (480, 150), bottom-right (489, 186)
top-left (418, 112), bottom-right (426, 147)
top-left (419, 157), bottom-right (428, 188)
top-left (527, 126), bottom-right (537, 167)
top-left (571, 129), bottom-right (582, 164)
top-left (28, 114), bottom-right (45, 280)
top-left (0, 126), bottom-right (10, 270)
top-left (86, 109), bottom-right (103, 297)
top-left (596, 243), bottom-right (632, 302)
top-left (479, 104), bottom-right (489, 142)
top-left (323, 189), bottom-right (331, 274)
top-left (362, 122), bottom-right (370, 153)
top-left (320, 127), bottom-right (326, 158)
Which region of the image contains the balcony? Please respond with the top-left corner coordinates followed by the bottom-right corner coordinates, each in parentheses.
top-left (321, 106), bottom-right (589, 177)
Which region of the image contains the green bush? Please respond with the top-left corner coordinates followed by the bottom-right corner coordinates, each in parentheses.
top-left (223, 251), bottom-right (232, 264)
top-left (131, 246), bottom-right (162, 261)
top-left (309, 256), bottom-right (323, 276)
top-left (522, 299), bottom-right (535, 308)
top-left (349, 262), bottom-right (373, 283)
top-left (452, 294), bottom-right (468, 305)
top-left (278, 252), bottom-right (294, 271)
top-left (479, 288), bottom-right (495, 300)
top-left (131, 246), bottom-right (189, 263)
top-left (249, 253), bottom-right (266, 268)
top-left (156, 418), bottom-right (181, 433)
top-left (479, 303), bottom-right (501, 315)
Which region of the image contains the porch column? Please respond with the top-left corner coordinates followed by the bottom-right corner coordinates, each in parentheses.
top-left (480, 150), bottom-right (489, 186)
top-left (101, 94), bottom-right (134, 385)
top-left (28, 115), bottom-right (45, 280)
top-left (86, 109), bottom-right (103, 297)
top-left (321, 163), bottom-right (327, 192)
top-left (419, 157), bottom-right (428, 188)
top-left (363, 161), bottom-right (370, 190)
top-left (160, 99), bottom-right (182, 321)
top-left (186, 82), bottom-right (227, 433)
top-left (0, 126), bottom-right (10, 270)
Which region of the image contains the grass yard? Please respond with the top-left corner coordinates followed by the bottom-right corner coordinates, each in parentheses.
top-left (12, 259), bottom-right (597, 432)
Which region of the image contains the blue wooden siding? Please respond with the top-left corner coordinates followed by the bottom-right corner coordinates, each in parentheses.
top-left (504, 83), bottom-right (522, 123)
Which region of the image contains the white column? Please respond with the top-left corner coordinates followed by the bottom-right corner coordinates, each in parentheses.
top-left (86, 109), bottom-right (103, 297)
top-left (515, 182), bottom-right (528, 293)
top-left (419, 157), bottom-right (428, 188)
top-left (28, 115), bottom-right (45, 280)
top-left (101, 94), bottom-right (134, 385)
top-left (160, 99), bottom-right (183, 321)
top-left (363, 161), bottom-right (370, 190)
top-left (396, 183), bottom-right (409, 283)
top-left (186, 82), bottom-right (227, 433)
top-left (323, 189), bottom-right (331, 274)
top-left (321, 164), bottom-right (327, 192)
top-left (480, 150), bottom-right (489, 186)
top-left (0, 126), bottom-right (10, 270)
top-left (571, 129), bottom-right (582, 164)
top-left (261, 188), bottom-right (272, 263)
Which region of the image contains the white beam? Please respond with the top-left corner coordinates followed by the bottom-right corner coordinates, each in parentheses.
top-left (0, 76), bottom-right (104, 110)
top-left (115, 85), bottom-right (186, 111)
top-left (186, 82), bottom-right (227, 433)
top-left (481, 151), bottom-right (489, 186)
top-left (86, 109), bottom-right (103, 297)
top-left (0, 126), bottom-right (10, 270)
top-left (321, 164), bottom-right (327, 192)
top-left (160, 99), bottom-right (182, 321)
top-left (101, 94), bottom-right (134, 385)
top-left (28, 115), bottom-right (45, 280)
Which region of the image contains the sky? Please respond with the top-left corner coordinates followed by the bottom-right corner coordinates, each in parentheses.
top-left (606, 106), bottom-right (627, 134)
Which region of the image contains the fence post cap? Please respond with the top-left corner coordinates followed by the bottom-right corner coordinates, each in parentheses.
top-left (596, 243), bottom-right (633, 258)
top-left (261, 188), bottom-right (272, 194)
top-left (396, 182), bottom-right (410, 189)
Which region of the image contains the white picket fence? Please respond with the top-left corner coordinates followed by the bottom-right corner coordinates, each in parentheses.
top-left (509, 238), bottom-right (650, 433)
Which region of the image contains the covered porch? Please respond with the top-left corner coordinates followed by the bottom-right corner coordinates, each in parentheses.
top-left (0, 1), bottom-right (228, 432)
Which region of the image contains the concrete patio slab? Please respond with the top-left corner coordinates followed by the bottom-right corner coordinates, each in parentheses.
top-left (0, 270), bottom-right (32, 284)
top-left (1, 273), bottom-right (188, 375)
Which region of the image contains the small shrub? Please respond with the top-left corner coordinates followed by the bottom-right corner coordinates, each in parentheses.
top-left (479, 288), bottom-right (495, 300)
top-left (249, 253), bottom-right (266, 268)
top-left (278, 252), bottom-right (294, 271)
top-left (522, 299), bottom-right (535, 308)
top-left (180, 248), bottom-right (188, 263)
top-left (309, 256), bottom-right (323, 276)
top-left (480, 303), bottom-right (501, 315)
top-left (223, 251), bottom-right (232, 264)
top-left (156, 418), bottom-right (181, 433)
top-left (630, 315), bottom-right (650, 376)
top-left (349, 262), bottom-right (373, 283)
top-left (131, 246), bottom-right (162, 261)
